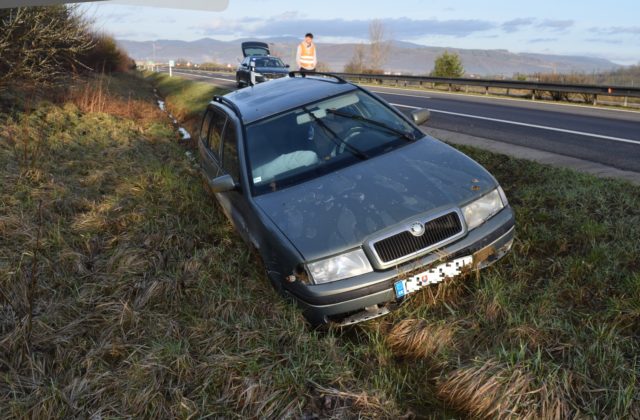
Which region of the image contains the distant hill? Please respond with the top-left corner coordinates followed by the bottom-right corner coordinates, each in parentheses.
top-left (118, 37), bottom-right (621, 76)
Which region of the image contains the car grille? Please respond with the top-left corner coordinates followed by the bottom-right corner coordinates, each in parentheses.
top-left (372, 211), bottom-right (463, 265)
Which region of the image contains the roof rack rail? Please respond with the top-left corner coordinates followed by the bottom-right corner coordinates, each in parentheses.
top-left (213, 95), bottom-right (242, 119)
top-left (288, 71), bottom-right (348, 84)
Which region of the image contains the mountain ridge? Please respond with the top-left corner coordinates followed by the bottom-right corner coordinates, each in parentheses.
top-left (118, 37), bottom-right (621, 76)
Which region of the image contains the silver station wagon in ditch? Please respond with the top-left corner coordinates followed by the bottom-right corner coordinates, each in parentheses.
top-left (198, 72), bottom-right (515, 327)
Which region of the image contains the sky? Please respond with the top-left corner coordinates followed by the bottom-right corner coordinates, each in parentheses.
top-left (81, 0), bottom-right (640, 64)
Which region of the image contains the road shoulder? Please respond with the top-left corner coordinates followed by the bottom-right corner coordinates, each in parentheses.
top-left (423, 126), bottom-right (640, 185)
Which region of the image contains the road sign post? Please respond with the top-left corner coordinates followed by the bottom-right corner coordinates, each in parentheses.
top-left (169, 60), bottom-right (175, 77)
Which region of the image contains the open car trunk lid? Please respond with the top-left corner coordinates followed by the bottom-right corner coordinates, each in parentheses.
top-left (242, 41), bottom-right (270, 57)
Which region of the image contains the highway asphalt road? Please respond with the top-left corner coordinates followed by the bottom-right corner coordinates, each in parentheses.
top-left (164, 68), bottom-right (640, 173)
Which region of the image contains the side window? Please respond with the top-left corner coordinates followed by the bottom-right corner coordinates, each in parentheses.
top-left (207, 109), bottom-right (227, 159)
top-left (222, 122), bottom-right (240, 181)
top-left (200, 109), bottom-right (213, 144)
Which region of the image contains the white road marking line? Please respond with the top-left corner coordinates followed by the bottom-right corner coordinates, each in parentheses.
top-left (391, 103), bottom-right (640, 146)
top-left (172, 70), bottom-right (234, 83)
top-left (372, 86), bottom-right (640, 116)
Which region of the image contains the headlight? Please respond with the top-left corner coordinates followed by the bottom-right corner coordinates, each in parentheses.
top-left (462, 188), bottom-right (505, 230)
top-left (307, 249), bottom-right (373, 284)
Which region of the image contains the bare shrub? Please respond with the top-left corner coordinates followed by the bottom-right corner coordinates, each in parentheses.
top-left (0, 6), bottom-right (93, 89)
top-left (0, 6), bottom-right (133, 95)
top-left (343, 20), bottom-right (391, 74)
top-left (534, 72), bottom-right (596, 103)
top-left (81, 32), bottom-right (134, 73)
top-left (344, 44), bottom-right (367, 73)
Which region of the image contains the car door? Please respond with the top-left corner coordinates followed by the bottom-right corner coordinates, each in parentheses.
top-left (239, 57), bottom-right (251, 84)
top-left (217, 115), bottom-right (257, 246)
top-left (199, 106), bottom-right (227, 180)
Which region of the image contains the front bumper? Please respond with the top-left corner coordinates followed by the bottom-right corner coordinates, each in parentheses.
top-left (255, 72), bottom-right (288, 83)
top-left (286, 206), bottom-right (515, 325)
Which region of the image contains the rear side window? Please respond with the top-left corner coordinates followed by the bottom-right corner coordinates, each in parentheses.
top-left (222, 122), bottom-right (240, 181)
top-left (207, 108), bottom-right (227, 158)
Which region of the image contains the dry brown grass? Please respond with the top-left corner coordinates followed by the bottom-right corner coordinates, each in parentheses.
top-left (437, 358), bottom-right (572, 419)
top-left (386, 319), bottom-right (456, 361)
top-left (67, 74), bottom-right (164, 124)
top-left (0, 72), bottom-right (401, 418)
top-left (305, 380), bottom-right (400, 419)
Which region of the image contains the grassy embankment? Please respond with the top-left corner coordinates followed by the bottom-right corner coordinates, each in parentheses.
top-left (0, 72), bottom-right (397, 418)
top-left (1, 71), bottom-right (638, 418)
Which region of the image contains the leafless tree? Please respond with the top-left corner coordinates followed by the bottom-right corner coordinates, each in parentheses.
top-left (369, 19), bottom-right (391, 72)
top-left (344, 43), bottom-right (366, 73)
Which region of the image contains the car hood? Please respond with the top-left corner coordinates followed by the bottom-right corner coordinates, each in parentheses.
top-left (254, 137), bottom-right (497, 262)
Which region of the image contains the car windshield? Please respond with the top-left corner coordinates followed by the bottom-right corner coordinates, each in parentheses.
top-left (245, 89), bottom-right (423, 195)
top-left (251, 57), bottom-right (285, 68)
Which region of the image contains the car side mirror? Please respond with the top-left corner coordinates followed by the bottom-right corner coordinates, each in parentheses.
top-left (411, 108), bottom-right (430, 126)
top-left (285, 64), bottom-right (290, 68)
top-left (208, 174), bottom-right (237, 193)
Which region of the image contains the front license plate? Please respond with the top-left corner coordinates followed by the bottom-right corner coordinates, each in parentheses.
top-left (394, 256), bottom-right (473, 299)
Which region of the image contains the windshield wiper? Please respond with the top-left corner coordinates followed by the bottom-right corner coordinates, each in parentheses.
top-left (326, 108), bottom-right (416, 142)
top-left (302, 107), bottom-right (369, 160)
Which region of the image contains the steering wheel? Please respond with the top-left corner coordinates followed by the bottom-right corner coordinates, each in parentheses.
top-left (337, 126), bottom-right (365, 155)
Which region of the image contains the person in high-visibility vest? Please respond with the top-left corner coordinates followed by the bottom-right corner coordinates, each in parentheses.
top-left (296, 33), bottom-right (317, 72)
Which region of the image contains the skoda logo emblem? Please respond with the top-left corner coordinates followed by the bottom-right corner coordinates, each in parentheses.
top-left (409, 222), bottom-right (425, 237)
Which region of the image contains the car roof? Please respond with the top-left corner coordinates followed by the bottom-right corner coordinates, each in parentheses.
top-left (221, 76), bottom-right (358, 124)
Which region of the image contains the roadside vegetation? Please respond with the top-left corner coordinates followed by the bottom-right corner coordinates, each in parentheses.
top-left (430, 51), bottom-right (465, 78)
top-left (343, 20), bottom-right (391, 74)
top-left (1, 66), bottom-right (638, 417)
top-left (144, 71), bottom-right (228, 137)
top-left (0, 72), bottom-right (399, 418)
top-left (0, 5), bottom-right (133, 94)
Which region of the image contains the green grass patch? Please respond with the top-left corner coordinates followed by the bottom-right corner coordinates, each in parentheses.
top-left (1, 72), bottom-right (639, 418)
top-left (0, 73), bottom-right (399, 418)
top-left (145, 71), bottom-right (229, 136)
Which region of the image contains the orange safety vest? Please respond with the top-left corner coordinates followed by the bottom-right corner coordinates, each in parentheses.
top-left (299, 42), bottom-right (316, 69)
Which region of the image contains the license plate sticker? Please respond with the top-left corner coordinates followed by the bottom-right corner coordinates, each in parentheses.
top-left (394, 256), bottom-right (473, 299)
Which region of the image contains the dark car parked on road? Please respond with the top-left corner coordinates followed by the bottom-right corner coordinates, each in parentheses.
top-left (198, 72), bottom-right (515, 326)
top-left (236, 41), bottom-right (289, 87)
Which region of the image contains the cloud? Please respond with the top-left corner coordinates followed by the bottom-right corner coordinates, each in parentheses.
top-left (109, 0), bottom-right (229, 11)
top-left (536, 19), bottom-right (574, 31)
top-left (501, 18), bottom-right (535, 33)
top-left (585, 38), bottom-right (625, 45)
top-left (590, 26), bottom-right (640, 36)
top-left (528, 38), bottom-right (558, 43)
top-left (195, 16), bottom-right (497, 39)
top-left (194, 15), bottom-right (584, 40)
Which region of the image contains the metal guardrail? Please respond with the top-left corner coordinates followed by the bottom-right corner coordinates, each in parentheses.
top-left (151, 66), bottom-right (640, 107)
top-left (333, 72), bottom-right (640, 106)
